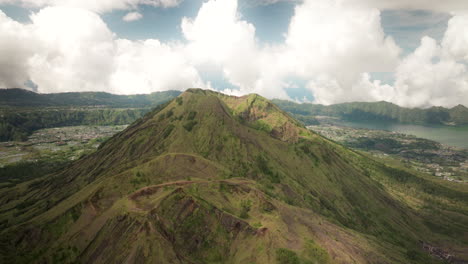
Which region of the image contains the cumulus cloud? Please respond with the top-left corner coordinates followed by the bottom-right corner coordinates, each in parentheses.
top-left (0, 0), bottom-right (182, 13)
top-left (0, 6), bottom-right (206, 94)
top-left (349, 0), bottom-right (468, 13)
top-left (285, 0), bottom-right (401, 104)
top-left (182, 0), bottom-right (272, 96)
top-left (0, 0), bottom-right (467, 107)
top-left (122, 11), bottom-right (143, 22)
top-left (441, 14), bottom-right (468, 60)
top-left (180, 0), bottom-right (401, 102)
top-left (0, 11), bottom-right (34, 88)
top-left (308, 73), bottom-right (395, 105)
top-left (27, 7), bottom-right (116, 93)
top-left (110, 39), bottom-right (206, 94)
top-left (392, 37), bottom-right (465, 107)
top-left (390, 18), bottom-right (468, 108)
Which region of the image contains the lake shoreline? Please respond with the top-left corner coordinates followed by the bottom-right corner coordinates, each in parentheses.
top-left (319, 118), bottom-right (468, 149)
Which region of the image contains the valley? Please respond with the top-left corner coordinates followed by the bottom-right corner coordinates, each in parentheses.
top-left (319, 117), bottom-right (468, 149)
top-left (309, 124), bottom-right (468, 182)
top-left (0, 89), bottom-right (180, 141)
top-left (0, 125), bottom-right (127, 168)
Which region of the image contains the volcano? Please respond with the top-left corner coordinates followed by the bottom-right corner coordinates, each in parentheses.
top-left (1, 89), bottom-right (467, 264)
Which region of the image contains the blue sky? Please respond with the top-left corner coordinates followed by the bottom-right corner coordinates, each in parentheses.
top-left (0, 0), bottom-right (466, 107)
top-left (104, 0), bottom-right (307, 100)
top-left (0, 2), bottom-right (450, 53)
top-left (103, 1), bottom-right (447, 101)
top-left (2, 1), bottom-right (447, 52)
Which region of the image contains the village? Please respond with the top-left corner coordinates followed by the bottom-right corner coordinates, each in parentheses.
top-left (0, 125), bottom-right (127, 167)
top-left (309, 124), bottom-right (468, 182)
top-left (1, 123), bottom-right (467, 182)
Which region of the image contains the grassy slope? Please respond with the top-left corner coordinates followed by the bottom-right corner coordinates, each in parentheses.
top-left (0, 89), bottom-right (467, 264)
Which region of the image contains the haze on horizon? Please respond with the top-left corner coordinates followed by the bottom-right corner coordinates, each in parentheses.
top-left (1, 0), bottom-right (468, 108)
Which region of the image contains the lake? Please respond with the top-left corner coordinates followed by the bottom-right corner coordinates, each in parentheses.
top-left (333, 120), bottom-right (468, 149)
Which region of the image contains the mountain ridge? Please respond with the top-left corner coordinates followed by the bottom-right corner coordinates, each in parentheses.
top-left (0, 89), bottom-right (467, 263)
top-left (0, 88), bottom-right (182, 108)
top-left (3, 87), bottom-right (466, 111)
top-left (3, 88), bottom-right (467, 129)
top-left (273, 99), bottom-right (468, 126)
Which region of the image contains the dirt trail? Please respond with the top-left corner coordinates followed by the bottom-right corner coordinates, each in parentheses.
top-left (129, 179), bottom-right (251, 201)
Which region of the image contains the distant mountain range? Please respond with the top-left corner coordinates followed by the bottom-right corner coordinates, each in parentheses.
top-left (273, 100), bottom-right (468, 126)
top-left (0, 88), bottom-right (181, 108)
top-left (0, 89), bottom-right (182, 141)
top-left (1, 89), bottom-right (467, 263)
top-left (1, 88), bottom-right (467, 142)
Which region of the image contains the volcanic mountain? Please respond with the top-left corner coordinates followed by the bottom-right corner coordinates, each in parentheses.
top-left (1, 89), bottom-right (467, 263)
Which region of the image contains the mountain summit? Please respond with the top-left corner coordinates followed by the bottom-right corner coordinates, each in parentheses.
top-left (1, 89), bottom-right (467, 263)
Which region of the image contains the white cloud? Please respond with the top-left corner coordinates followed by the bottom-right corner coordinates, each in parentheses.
top-left (27, 7), bottom-right (116, 93)
top-left (279, 0), bottom-right (468, 107)
top-left (0, 6), bottom-right (206, 94)
top-left (441, 14), bottom-right (468, 60)
top-left (0, 0), bottom-right (467, 107)
top-left (340, 14), bottom-right (468, 108)
top-left (308, 73), bottom-right (395, 105)
top-left (122, 11), bottom-right (143, 22)
top-left (0, 11), bottom-right (34, 88)
top-left (182, 0), bottom-right (276, 96)
top-left (284, 0), bottom-right (401, 104)
top-left (391, 20), bottom-right (468, 108)
top-left (349, 0), bottom-right (468, 13)
top-left (180, 0), bottom-right (401, 102)
top-left (110, 39), bottom-right (207, 94)
top-left (0, 0), bottom-right (182, 13)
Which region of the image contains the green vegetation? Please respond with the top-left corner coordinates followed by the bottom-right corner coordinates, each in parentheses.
top-left (303, 240), bottom-right (331, 264)
top-left (310, 124), bottom-right (468, 182)
top-left (162, 124), bottom-right (175, 138)
top-left (187, 111), bottom-right (197, 120)
top-left (0, 88), bottom-right (181, 108)
top-left (0, 160), bottom-right (69, 188)
top-left (0, 89), bottom-right (181, 141)
top-left (276, 248), bottom-right (300, 264)
top-left (273, 99), bottom-right (468, 126)
top-left (0, 108), bottom-right (147, 141)
top-left (239, 199), bottom-right (252, 219)
top-left (0, 89), bottom-right (466, 264)
top-left (183, 120), bottom-right (198, 132)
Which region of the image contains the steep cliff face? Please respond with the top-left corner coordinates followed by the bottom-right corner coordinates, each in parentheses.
top-left (1, 89), bottom-right (467, 264)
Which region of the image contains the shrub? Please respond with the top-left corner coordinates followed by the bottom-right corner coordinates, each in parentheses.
top-left (165, 109), bottom-right (174, 118)
top-left (304, 240), bottom-right (331, 264)
top-left (240, 199), bottom-right (252, 219)
top-left (187, 111), bottom-right (197, 120)
top-left (276, 248), bottom-right (300, 264)
top-left (253, 120), bottom-right (272, 132)
top-left (183, 121), bottom-right (198, 132)
top-left (162, 124), bottom-right (175, 138)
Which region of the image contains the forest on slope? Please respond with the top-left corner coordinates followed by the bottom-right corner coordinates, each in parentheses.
top-left (0, 89), bottom-right (181, 141)
top-left (273, 100), bottom-right (468, 126)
